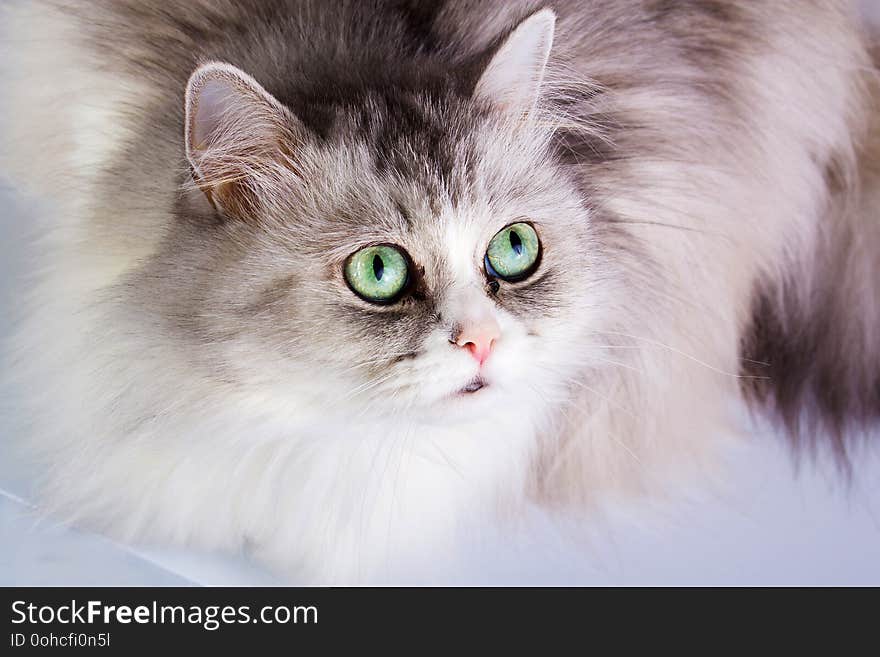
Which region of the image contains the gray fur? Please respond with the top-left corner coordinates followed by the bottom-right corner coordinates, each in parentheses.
top-left (66, 0), bottom-right (877, 457)
top-left (2, 0), bottom-right (878, 580)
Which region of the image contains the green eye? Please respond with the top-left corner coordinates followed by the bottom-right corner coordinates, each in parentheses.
top-left (344, 244), bottom-right (409, 303)
top-left (485, 222), bottom-right (541, 281)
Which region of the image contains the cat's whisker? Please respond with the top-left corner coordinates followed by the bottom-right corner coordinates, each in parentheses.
top-left (603, 218), bottom-right (720, 236)
top-left (336, 370), bottom-right (400, 404)
top-left (522, 379), bottom-right (644, 475)
top-left (387, 422), bottom-right (418, 554)
top-left (579, 353), bottom-right (646, 375)
top-left (340, 352), bottom-right (418, 373)
top-left (566, 378), bottom-right (640, 420)
top-left (588, 329), bottom-right (770, 380)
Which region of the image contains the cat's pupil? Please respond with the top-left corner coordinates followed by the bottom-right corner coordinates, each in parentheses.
top-left (373, 254), bottom-right (384, 281)
top-left (509, 230), bottom-right (523, 255)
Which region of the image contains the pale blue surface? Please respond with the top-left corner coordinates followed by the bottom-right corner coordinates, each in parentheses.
top-left (0, 492), bottom-right (191, 587)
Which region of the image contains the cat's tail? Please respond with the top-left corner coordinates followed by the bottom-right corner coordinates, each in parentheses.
top-left (741, 29), bottom-right (880, 464)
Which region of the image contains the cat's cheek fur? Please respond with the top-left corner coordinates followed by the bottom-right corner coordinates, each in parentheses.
top-left (13, 305), bottom-right (546, 583)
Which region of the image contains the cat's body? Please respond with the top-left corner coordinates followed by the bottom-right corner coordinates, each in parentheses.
top-left (1, 0), bottom-right (878, 581)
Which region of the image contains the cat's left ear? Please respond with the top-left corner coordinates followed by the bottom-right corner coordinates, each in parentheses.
top-left (184, 61), bottom-right (298, 219)
top-left (474, 9), bottom-right (556, 118)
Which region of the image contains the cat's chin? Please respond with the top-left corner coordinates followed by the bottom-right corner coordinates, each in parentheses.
top-left (420, 376), bottom-right (504, 421)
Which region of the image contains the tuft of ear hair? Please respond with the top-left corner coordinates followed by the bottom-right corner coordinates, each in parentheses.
top-left (184, 61), bottom-right (299, 220)
top-left (474, 8), bottom-right (556, 119)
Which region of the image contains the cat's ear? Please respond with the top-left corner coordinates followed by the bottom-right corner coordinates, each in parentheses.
top-left (184, 61), bottom-right (297, 219)
top-left (474, 9), bottom-right (556, 118)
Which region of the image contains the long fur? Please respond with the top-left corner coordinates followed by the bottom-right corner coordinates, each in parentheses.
top-left (1, 0), bottom-right (877, 582)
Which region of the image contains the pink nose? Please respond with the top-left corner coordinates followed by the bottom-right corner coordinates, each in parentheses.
top-left (454, 316), bottom-right (501, 366)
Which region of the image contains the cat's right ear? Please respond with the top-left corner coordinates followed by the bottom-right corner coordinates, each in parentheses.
top-left (184, 62), bottom-right (297, 220)
top-left (474, 9), bottom-right (556, 120)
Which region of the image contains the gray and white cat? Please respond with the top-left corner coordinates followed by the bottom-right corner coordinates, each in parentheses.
top-left (1, 0), bottom-right (878, 582)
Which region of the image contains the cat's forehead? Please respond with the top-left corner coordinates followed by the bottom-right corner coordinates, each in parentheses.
top-left (309, 156), bottom-right (545, 262)
top-left (313, 89), bottom-right (548, 188)
top-left (273, 90), bottom-right (564, 267)
top-left (299, 177), bottom-right (505, 276)
top-left (321, 92), bottom-right (478, 187)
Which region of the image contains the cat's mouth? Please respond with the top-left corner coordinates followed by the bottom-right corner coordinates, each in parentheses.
top-left (458, 376), bottom-right (487, 395)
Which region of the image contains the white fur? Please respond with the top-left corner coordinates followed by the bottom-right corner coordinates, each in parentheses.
top-left (1, 1), bottom-right (876, 582)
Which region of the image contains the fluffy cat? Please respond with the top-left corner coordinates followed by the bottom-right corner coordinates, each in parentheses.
top-left (1, 0), bottom-right (878, 582)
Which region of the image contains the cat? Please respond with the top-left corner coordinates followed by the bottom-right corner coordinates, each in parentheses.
top-left (1, 0), bottom-right (878, 582)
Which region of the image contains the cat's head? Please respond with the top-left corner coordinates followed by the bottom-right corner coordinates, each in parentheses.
top-left (159, 10), bottom-right (611, 427)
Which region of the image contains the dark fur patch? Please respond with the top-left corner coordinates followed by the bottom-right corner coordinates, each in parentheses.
top-left (741, 287), bottom-right (880, 466)
top-left (741, 141), bottom-right (880, 464)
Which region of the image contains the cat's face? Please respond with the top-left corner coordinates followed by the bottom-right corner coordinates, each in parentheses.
top-left (155, 12), bottom-right (612, 427)
top-left (166, 103), bottom-right (601, 426)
